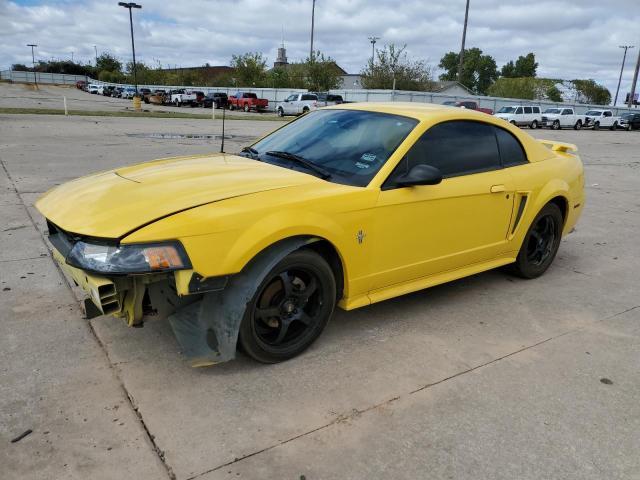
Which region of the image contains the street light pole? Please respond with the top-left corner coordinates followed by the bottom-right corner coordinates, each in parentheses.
top-left (118, 2), bottom-right (142, 96)
top-left (457, 0), bottom-right (470, 83)
top-left (94, 45), bottom-right (98, 66)
top-left (614, 45), bottom-right (633, 106)
top-left (368, 36), bottom-right (380, 66)
top-left (309, 0), bottom-right (316, 61)
top-left (628, 46), bottom-right (640, 108)
top-left (27, 44), bottom-right (37, 87)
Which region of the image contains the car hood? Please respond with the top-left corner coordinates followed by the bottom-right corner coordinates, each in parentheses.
top-left (36, 153), bottom-right (319, 239)
top-left (543, 113), bottom-right (562, 118)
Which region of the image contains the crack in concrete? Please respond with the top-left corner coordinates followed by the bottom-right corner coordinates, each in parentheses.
top-left (187, 300), bottom-right (640, 479)
top-left (0, 157), bottom-right (176, 480)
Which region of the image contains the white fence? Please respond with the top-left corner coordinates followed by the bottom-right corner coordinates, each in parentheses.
top-left (1, 70), bottom-right (88, 86)
top-left (2, 69), bottom-right (637, 115)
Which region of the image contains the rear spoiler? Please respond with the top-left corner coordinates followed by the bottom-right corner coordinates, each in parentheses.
top-left (538, 140), bottom-right (578, 154)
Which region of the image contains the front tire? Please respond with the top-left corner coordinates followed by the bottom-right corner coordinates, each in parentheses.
top-left (593, 121), bottom-right (600, 130)
top-left (511, 203), bottom-right (563, 279)
top-left (610, 121), bottom-right (618, 131)
top-left (530, 120), bottom-right (538, 129)
top-left (552, 120), bottom-right (561, 130)
top-left (243, 104), bottom-right (250, 112)
top-left (277, 107), bottom-right (284, 117)
top-left (238, 250), bottom-right (336, 363)
top-left (574, 120), bottom-right (582, 130)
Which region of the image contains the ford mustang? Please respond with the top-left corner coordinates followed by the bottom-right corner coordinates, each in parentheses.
top-left (36, 103), bottom-right (585, 366)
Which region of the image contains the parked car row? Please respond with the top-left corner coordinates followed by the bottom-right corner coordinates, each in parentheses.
top-left (77, 80), bottom-right (638, 125)
top-left (492, 105), bottom-right (639, 131)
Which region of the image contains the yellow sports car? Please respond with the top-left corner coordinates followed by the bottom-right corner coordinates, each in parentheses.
top-left (36, 103), bottom-right (584, 366)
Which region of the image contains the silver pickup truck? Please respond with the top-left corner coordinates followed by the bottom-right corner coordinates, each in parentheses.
top-left (276, 93), bottom-right (318, 117)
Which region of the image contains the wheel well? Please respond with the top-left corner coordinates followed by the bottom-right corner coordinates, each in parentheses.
top-left (548, 196), bottom-right (568, 224)
top-left (305, 240), bottom-right (345, 301)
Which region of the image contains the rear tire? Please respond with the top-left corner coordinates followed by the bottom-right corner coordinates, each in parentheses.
top-left (610, 121), bottom-right (618, 131)
top-left (511, 203), bottom-right (563, 279)
top-left (277, 107), bottom-right (284, 117)
top-left (552, 120), bottom-right (561, 130)
top-left (238, 250), bottom-right (336, 363)
top-left (593, 121), bottom-right (600, 130)
top-left (530, 120), bottom-right (538, 129)
top-left (244, 104), bottom-right (250, 112)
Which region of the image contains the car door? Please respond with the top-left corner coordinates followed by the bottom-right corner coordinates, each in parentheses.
top-left (369, 120), bottom-right (515, 290)
top-left (282, 94), bottom-right (297, 114)
top-left (514, 106), bottom-right (524, 125)
top-left (561, 109), bottom-right (574, 127)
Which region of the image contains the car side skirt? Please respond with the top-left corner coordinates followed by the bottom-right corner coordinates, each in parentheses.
top-left (340, 254), bottom-right (516, 310)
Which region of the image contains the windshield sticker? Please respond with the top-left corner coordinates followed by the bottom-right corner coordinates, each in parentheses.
top-left (355, 162), bottom-right (370, 169)
top-left (361, 153), bottom-right (377, 162)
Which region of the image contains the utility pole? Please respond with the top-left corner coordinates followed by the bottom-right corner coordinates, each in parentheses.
top-left (368, 36), bottom-right (380, 66)
top-left (628, 45), bottom-right (640, 108)
top-left (71, 51), bottom-right (74, 63)
top-left (457, 0), bottom-right (470, 83)
top-left (309, 0), bottom-right (316, 61)
top-left (27, 44), bottom-right (37, 87)
top-left (118, 2), bottom-right (142, 95)
top-left (615, 46), bottom-right (633, 105)
top-left (94, 45), bottom-right (98, 66)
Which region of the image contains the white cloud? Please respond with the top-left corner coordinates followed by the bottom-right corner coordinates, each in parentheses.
top-left (1, 0), bottom-right (639, 102)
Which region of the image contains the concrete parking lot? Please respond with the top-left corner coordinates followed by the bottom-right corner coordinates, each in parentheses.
top-left (1, 106), bottom-right (639, 479)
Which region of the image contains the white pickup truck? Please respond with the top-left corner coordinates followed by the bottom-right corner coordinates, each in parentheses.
top-left (276, 93), bottom-right (318, 117)
top-left (584, 109), bottom-right (620, 130)
top-left (170, 89), bottom-right (197, 107)
top-left (541, 107), bottom-right (587, 130)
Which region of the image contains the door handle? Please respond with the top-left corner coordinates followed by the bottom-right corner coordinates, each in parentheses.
top-left (490, 184), bottom-right (505, 193)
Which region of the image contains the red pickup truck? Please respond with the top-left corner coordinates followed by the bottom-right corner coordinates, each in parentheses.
top-left (228, 92), bottom-right (269, 112)
top-left (443, 100), bottom-right (493, 115)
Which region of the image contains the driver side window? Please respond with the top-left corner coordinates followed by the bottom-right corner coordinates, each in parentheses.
top-left (385, 121), bottom-right (502, 188)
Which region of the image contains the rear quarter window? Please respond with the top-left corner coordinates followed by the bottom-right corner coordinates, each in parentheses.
top-left (494, 127), bottom-right (528, 167)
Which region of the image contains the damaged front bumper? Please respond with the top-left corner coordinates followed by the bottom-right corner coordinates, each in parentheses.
top-left (47, 223), bottom-right (312, 367)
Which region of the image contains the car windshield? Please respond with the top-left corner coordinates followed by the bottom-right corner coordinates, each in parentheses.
top-left (544, 108), bottom-right (561, 114)
top-left (248, 109), bottom-right (418, 187)
top-left (620, 113), bottom-right (633, 119)
top-left (585, 110), bottom-right (601, 116)
top-left (498, 106), bottom-right (516, 113)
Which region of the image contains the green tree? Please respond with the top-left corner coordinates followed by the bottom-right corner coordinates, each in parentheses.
top-left (304, 51), bottom-right (342, 91)
top-left (230, 52), bottom-right (267, 87)
top-left (488, 77), bottom-right (562, 101)
top-left (570, 79), bottom-right (611, 105)
top-left (361, 44), bottom-right (434, 91)
top-left (439, 47), bottom-right (498, 94)
top-left (501, 53), bottom-right (537, 78)
top-left (96, 53), bottom-right (122, 74)
top-left (11, 63), bottom-right (30, 71)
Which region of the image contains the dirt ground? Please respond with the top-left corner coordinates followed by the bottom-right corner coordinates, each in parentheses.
top-left (1, 102), bottom-right (639, 479)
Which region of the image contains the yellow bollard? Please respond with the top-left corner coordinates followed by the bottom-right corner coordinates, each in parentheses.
top-left (132, 96), bottom-right (142, 112)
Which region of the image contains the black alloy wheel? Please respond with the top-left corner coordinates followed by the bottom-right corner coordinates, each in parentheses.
top-left (511, 203), bottom-right (563, 279)
top-left (239, 250), bottom-right (336, 363)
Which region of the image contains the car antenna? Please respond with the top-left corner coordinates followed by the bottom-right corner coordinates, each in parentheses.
top-left (220, 103), bottom-right (226, 153)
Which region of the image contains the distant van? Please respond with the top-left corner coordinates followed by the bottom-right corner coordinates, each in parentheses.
top-left (495, 105), bottom-right (542, 129)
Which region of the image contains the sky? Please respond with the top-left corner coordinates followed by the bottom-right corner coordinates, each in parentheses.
top-left (1, 0), bottom-right (639, 104)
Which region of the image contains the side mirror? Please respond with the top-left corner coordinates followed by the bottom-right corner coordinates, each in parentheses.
top-left (395, 164), bottom-right (443, 187)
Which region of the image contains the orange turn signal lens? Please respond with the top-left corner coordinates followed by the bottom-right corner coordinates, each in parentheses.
top-left (142, 246), bottom-right (185, 270)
